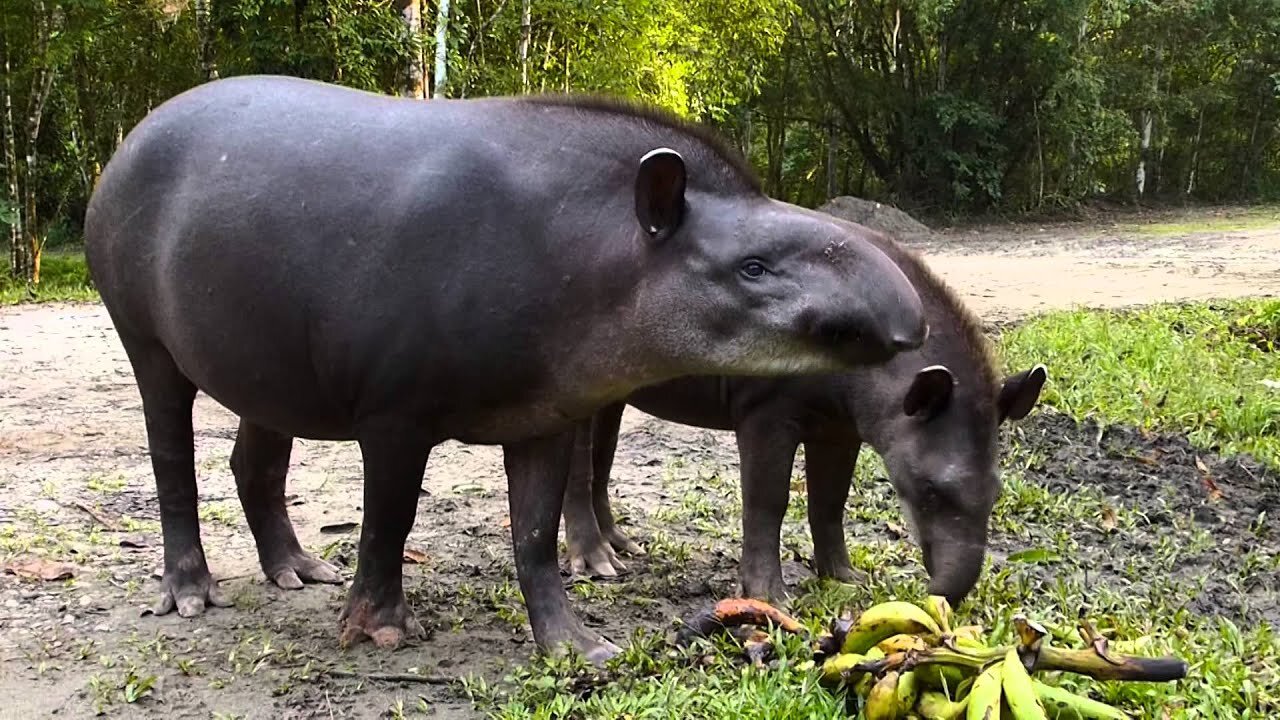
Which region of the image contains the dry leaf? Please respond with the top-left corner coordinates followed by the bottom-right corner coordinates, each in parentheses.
top-left (402, 548), bottom-right (428, 564)
top-left (886, 522), bottom-right (909, 539)
top-left (1100, 505), bottom-right (1117, 532)
top-left (500, 515), bottom-right (511, 529)
top-left (1195, 456), bottom-right (1223, 502)
top-left (4, 557), bottom-right (76, 582)
top-left (320, 521), bottom-right (359, 534)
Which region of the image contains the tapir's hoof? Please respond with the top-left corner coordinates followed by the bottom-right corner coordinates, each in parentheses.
top-left (604, 527), bottom-right (645, 557)
top-left (337, 594), bottom-right (425, 650)
top-left (267, 552), bottom-right (344, 590)
top-left (567, 540), bottom-right (626, 578)
top-left (585, 639), bottom-right (623, 665)
top-left (149, 572), bottom-right (233, 618)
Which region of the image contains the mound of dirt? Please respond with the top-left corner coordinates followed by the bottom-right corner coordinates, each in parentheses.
top-left (817, 196), bottom-right (934, 239)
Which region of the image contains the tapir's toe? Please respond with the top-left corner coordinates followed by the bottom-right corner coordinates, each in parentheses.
top-left (337, 591), bottom-right (425, 650)
top-left (149, 567), bottom-right (232, 618)
top-left (266, 551), bottom-right (345, 590)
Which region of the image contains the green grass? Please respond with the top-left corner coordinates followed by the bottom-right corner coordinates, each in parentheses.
top-left (0, 249), bottom-right (98, 304)
top-left (464, 298), bottom-right (1279, 719)
top-left (1121, 205), bottom-right (1280, 236)
top-left (998, 298), bottom-right (1280, 469)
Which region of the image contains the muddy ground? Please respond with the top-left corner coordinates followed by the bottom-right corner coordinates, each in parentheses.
top-left (1, 209), bottom-right (1277, 718)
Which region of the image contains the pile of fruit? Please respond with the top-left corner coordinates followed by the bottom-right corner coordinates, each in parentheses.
top-left (676, 596), bottom-right (1188, 719)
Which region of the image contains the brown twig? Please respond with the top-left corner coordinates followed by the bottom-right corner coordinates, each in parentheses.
top-left (322, 668), bottom-right (453, 685)
top-left (67, 501), bottom-right (121, 531)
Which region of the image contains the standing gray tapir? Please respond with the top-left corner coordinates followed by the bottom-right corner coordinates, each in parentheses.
top-left (561, 229), bottom-right (1046, 606)
top-left (84, 75), bottom-right (929, 662)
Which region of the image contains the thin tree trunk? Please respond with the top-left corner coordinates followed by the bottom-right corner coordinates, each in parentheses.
top-left (24, 3), bottom-right (58, 285)
top-left (1136, 43), bottom-right (1161, 199)
top-left (398, 0), bottom-right (425, 98)
top-left (539, 28), bottom-right (554, 93)
top-left (1033, 98), bottom-right (1045, 207)
top-left (826, 110), bottom-right (838, 200)
top-left (741, 107), bottom-right (752, 158)
top-left (2, 38), bottom-right (22, 281)
top-left (195, 0), bottom-right (218, 81)
top-left (433, 0), bottom-right (450, 97)
top-left (1240, 103), bottom-right (1262, 193)
top-left (518, 0), bottom-right (531, 93)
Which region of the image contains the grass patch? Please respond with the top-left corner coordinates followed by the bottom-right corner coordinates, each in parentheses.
top-left (1, 249), bottom-right (98, 304)
top-left (998, 298), bottom-right (1280, 469)
top-left (1121, 205), bottom-right (1280, 236)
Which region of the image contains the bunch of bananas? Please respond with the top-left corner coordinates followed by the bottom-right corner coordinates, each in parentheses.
top-left (813, 596), bottom-right (1184, 720)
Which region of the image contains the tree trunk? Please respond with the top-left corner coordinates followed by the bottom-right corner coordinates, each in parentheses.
top-left (825, 110), bottom-right (838, 200)
top-left (1240, 102), bottom-right (1262, 193)
top-left (24, 1), bottom-right (59, 285)
top-left (2, 39), bottom-right (23, 281)
top-left (195, 0), bottom-right (218, 81)
top-left (396, 0), bottom-right (425, 98)
top-left (1135, 43), bottom-right (1161, 199)
top-left (433, 0), bottom-right (451, 97)
top-left (519, 0), bottom-right (531, 93)
top-left (1033, 98), bottom-right (1045, 207)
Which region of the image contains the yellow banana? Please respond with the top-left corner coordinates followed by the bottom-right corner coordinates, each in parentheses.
top-left (842, 601), bottom-right (944, 654)
top-left (1032, 681), bottom-right (1131, 720)
top-left (1001, 648), bottom-right (1047, 720)
top-left (964, 663), bottom-right (1003, 720)
top-left (865, 670), bottom-right (904, 720)
top-left (953, 625), bottom-right (986, 643)
top-left (922, 595), bottom-right (954, 634)
top-left (896, 669), bottom-right (920, 710)
top-left (917, 690), bottom-right (970, 720)
top-left (879, 632), bottom-right (936, 654)
top-left (820, 652), bottom-right (868, 684)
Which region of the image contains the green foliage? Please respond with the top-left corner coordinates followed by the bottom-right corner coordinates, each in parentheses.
top-left (998, 299), bottom-right (1280, 468)
top-left (0, 249), bottom-right (96, 304)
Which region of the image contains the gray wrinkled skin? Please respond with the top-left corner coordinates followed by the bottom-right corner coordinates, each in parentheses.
top-left (84, 75), bottom-right (928, 662)
top-left (563, 233), bottom-right (1047, 607)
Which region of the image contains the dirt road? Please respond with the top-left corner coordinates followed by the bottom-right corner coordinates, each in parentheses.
top-left (1, 214), bottom-right (1276, 718)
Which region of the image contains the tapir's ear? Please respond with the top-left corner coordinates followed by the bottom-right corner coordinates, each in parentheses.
top-left (997, 364), bottom-right (1048, 423)
top-left (635, 147), bottom-right (686, 238)
top-left (904, 365), bottom-right (956, 419)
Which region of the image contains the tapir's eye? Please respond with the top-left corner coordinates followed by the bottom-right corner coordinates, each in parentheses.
top-left (740, 259), bottom-right (769, 279)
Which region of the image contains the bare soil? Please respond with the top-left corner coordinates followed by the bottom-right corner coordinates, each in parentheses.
top-left (1, 212), bottom-right (1277, 719)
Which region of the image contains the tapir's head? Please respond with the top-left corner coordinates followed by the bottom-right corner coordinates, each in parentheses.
top-left (630, 148), bottom-right (927, 374)
top-left (876, 362), bottom-right (1048, 606)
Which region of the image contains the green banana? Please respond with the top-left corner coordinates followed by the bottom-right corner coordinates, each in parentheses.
top-left (1000, 647), bottom-right (1047, 720)
top-left (917, 690), bottom-right (970, 720)
top-left (896, 669), bottom-right (920, 710)
top-left (855, 647), bottom-right (887, 697)
top-left (842, 601), bottom-right (944, 654)
top-left (923, 595), bottom-right (954, 634)
top-left (820, 652), bottom-right (868, 684)
top-left (865, 670), bottom-right (904, 720)
top-left (1032, 681), bottom-right (1130, 720)
top-left (965, 663), bottom-right (1003, 720)
top-left (916, 662), bottom-right (970, 693)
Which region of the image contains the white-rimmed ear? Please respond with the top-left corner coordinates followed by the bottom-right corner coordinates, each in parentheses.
top-left (904, 365), bottom-right (956, 419)
top-left (997, 364), bottom-right (1047, 422)
top-left (634, 148), bottom-right (686, 239)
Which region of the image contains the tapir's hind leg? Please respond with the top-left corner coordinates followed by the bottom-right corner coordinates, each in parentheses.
top-left (120, 337), bottom-right (231, 618)
top-left (231, 419), bottom-right (343, 589)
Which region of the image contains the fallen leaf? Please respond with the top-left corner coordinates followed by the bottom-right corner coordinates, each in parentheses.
top-left (1259, 379), bottom-right (1280, 391)
top-left (118, 536), bottom-right (149, 549)
top-left (500, 515), bottom-right (511, 529)
top-left (1100, 505), bottom-right (1117, 532)
top-left (4, 557), bottom-right (76, 582)
top-left (1195, 456), bottom-right (1223, 502)
top-left (885, 522), bottom-right (909, 539)
top-left (320, 522), bottom-right (359, 534)
top-left (402, 548), bottom-right (428, 564)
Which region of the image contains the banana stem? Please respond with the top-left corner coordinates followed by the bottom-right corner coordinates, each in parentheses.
top-left (849, 645), bottom-right (1188, 683)
top-left (1034, 646), bottom-right (1188, 682)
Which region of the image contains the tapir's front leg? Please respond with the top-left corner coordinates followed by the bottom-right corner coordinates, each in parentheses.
top-left (505, 430), bottom-right (620, 663)
top-left (339, 427), bottom-right (430, 649)
top-left (736, 416), bottom-right (801, 604)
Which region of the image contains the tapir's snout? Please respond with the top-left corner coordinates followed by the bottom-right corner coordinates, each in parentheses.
top-left (802, 279), bottom-right (928, 366)
top-left (922, 535), bottom-right (987, 607)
